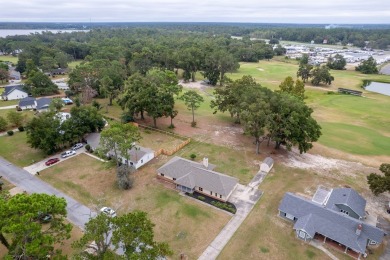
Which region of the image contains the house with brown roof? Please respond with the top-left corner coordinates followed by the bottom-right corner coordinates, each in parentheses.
top-left (157, 156), bottom-right (238, 202)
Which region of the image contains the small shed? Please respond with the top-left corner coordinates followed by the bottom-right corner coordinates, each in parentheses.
top-left (260, 157), bottom-right (274, 173)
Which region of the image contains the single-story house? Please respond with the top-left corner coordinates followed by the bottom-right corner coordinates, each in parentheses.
top-left (278, 187), bottom-right (385, 259)
top-left (18, 97), bottom-right (52, 111)
top-left (157, 156), bottom-right (239, 202)
top-left (50, 68), bottom-right (68, 76)
top-left (1, 85), bottom-right (28, 100)
top-left (53, 80), bottom-right (69, 90)
top-left (85, 132), bottom-right (154, 169)
top-left (260, 157), bottom-right (274, 173)
top-left (9, 69), bottom-right (21, 80)
top-left (18, 97), bottom-right (36, 110)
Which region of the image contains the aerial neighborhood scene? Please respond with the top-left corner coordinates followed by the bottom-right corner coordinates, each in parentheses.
top-left (1, 1), bottom-right (390, 259)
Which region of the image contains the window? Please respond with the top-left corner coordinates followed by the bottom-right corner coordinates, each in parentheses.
top-left (161, 173), bottom-right (164, 177)
top-left (285, 213), bottom-right (295, 220)
top-left (173, 178), bottom-right (176, 181)
top-left (141, 159), bottom-right (143, 163)
top-left (215, 193), bottom-right (218, 196)
top-left (210, 191), bottom-right (212, 195)
top-left (220, 195), bottom-right (222, 199)
top-left (199, 187), bottom-right (203, 191)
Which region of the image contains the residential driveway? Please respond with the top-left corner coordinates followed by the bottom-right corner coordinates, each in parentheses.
top-left (0, 105), bottom-right (17, 110)
top-left (23, 147), bottom-right (86, 174)
top-left (0, 156), bottom-right (96, 230)
top-left (198, 170), bottom-right (266, 260)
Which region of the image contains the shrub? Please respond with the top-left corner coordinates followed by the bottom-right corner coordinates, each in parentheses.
top-left (191, 121), bottom-right (197, 127)
top-left (85, 144), bottom-right (91, 152)
top-left (260, 247), bottom-right (269, 253)
top-left (198, 196), bottom-right (205, 201)
top-left (18, 126), bottom-right (25, 132)
top-left (168, 124), bottom-right (175, 129)
top-left (7, 130), bottom-right (14, 136)
top-left (116, 165), bottom-right (136, 190)
top-left (0, 116), bottom-right (7, 132)
top-left (190, 153), bottom-right (196, 160)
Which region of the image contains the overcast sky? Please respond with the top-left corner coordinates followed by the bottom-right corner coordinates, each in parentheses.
top-left (2, 0), bottom-right (390, 24)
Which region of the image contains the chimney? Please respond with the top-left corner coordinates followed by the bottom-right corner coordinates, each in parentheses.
top-left (356, 224), bottom-right (362, 236)
top-left (203, 157), bottom-right (208, 168)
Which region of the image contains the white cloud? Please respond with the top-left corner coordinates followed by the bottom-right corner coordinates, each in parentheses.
top-left (1, 0), bottom-right (390, 23)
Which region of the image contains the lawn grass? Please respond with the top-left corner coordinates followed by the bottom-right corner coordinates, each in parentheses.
top-left (0, 131), bottom-right (46, 167)
top-left (0, 55), bottom-right (18, 65)
top-left (175, 140), bottom-right (258, 184)
top-left (218, 163), bottom-right (385, 260)
top-left (68, 60), bottom-right (83, 69)
top-left (0, 99), bottom-right (18, 107)
top-left (138, 128), bottom-right (185, 151)
top-left (40, 154), bottom-right (231, 259)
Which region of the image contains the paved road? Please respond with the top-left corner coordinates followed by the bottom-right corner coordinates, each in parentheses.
top-left (0, 156), bottom-right (96, 230)
top-left (198, 169), bottom-right (265, 260)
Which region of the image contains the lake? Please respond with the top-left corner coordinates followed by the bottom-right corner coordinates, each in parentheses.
top-left (362, 80), bottom-right (390, 96)
top-left (0, 29), bottom-right (88, 38)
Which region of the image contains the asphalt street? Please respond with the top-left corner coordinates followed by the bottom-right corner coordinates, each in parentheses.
top-left (0, 156), bottom-right (96, 230)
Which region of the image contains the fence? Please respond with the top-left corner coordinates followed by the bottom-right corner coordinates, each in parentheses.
top-left (154, 138), bottom-right (191, 157)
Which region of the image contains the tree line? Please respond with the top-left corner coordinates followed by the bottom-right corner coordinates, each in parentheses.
top-left (212, 75), bottom-right (322, 154)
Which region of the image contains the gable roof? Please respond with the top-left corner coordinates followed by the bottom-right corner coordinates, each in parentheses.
top-left (2, 85), bottom-right (27, 97)
top-left (18, 97), bottom-right (36, 107)
top-left (36, 98), bottom-right (52, 110)
top-left (325, 188), bottom-right (366, 218)
top-left (128, 146), bottom-right (154, 162)
top-left (279, 192), bottom-right (385, 254)
top-left (157, 156), bottom-right (238, 197)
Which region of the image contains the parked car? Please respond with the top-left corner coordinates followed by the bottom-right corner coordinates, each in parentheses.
top-left (61, 98), bottom-right (73, 105)
top-left (45, 158), bottom-right (60, 166)
top-left (100, 207), bottom-right (117, 217)
top-left (61, 150), bottom-right (76, 158)
top-left (71, 143), bottom-right (84, 150)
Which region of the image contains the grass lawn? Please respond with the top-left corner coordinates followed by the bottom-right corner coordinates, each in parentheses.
top-left (68, 60), bottom-right (83, 69)
top-left (138, 128), bottom-right (185, 151)
top-left (0, 99), bottom-right (18, 107)
top-left (218, 164), bottom-right (385, 260)
top-left (0, 131), bottom-right (46, 167)
top-left (40, 154), bottom-right (231, 259)
top-left (0, 55), bottom-right (18, 65)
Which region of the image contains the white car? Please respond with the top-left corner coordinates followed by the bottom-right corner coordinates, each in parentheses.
top-left (61, 150), bottom-right (76, 158)
top-left (100, 207), bottom-right (117, 217)
top-left (72, 143), bottom-right (84, 150)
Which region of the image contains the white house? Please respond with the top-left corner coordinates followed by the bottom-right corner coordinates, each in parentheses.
top-left (18, 97), bottom-right (52, 111)
top-left (115, 146), bottom-right (155, 169)
top-left (85, 132), bottom-right (155, 169)
top-left (260, 157), bottom-right (274, 173)
top-left (1, 85), bottom-right (28, 100)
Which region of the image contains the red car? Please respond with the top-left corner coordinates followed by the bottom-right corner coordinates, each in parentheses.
top-left (45, 158), bottom-right (60, 166)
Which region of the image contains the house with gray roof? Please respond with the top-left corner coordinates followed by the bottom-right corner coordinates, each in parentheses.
top-left (1, 85), bottom-right (28, 100)
top-left (85, 132), bottom-right (154, 169)
top-left (157, 156), bottom-right (238, 202)
top-left (278, 188), bottom-right (385, 259)
top-left (18, 97), bottom-right (52, 111)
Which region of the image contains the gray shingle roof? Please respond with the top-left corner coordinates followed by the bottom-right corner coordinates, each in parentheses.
top-left (36, 98), bottom-right (52, 110)
top-left (157, 156), bottom-right (238, 197)
top-left (2, 85), bottom-right (26, 97)
top-left (128, 146), bottom-right (154, 161)
top-left (18, 97), bottom-right (36, 107)
top-left (325, 188), bottom-right (366, 218)
top-left (279, 192), bottom-right (385, 254)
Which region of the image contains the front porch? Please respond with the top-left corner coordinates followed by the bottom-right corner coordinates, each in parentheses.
top-left (313, 233), bottom-right (361, 259)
